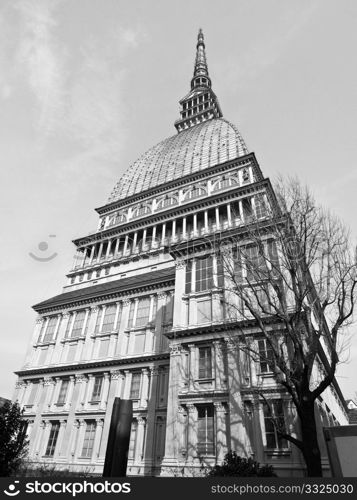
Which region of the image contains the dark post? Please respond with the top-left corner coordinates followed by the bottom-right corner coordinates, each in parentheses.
top-left (103, 398), bottom-right (133, 477)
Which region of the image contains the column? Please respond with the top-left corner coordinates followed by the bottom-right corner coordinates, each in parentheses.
top-left (172, 219), bottom-right (176, 241)
top-left (39, 317), bottom-right (49, 343)
top-left (143, 228), bottom-right (147, 249)
top-left (49, 377), bottom-right (61, 411)
top-left (64, 376), bottom-right (76, 412)
top-left (106, 239), bottom-right (112, 259)
top-left (76, 375), bottom-right (88, 410)
top-left (97, 242), bottom-right (104, 261)
top-left (186, 404), bottom-right (198, 462)
top-left (123, 371), bottom-right (131, 399)
top-left (99, 372), bottom-right (110, 411)
top-left (115, 300), bottom-right (130, 356)
top-left (182, 216), bottom-right (187, 239)
top-left (134, 417), bottom-right (146, 462)
top-left (123, 234), bottom-right (129, 255)
top-left (75, 419), bottom-right (86, 458)
top-left (98, 370), bottom-right (124, 458)
top-left (161, 223), bottom-right (166, 246)
top-left (41, 421), bottom-right (52, 457)
top-left (53, 314), bottom-right (62, 341)
top-left (177, 406), bottom-right (187, 456)
top-left (152, 225), bottom-right (157, 248)
top-left (139, 369), bottom-right (149, 408)
top-left (114, 237), bottom-right (120, 256)
top-left (193, 213), bottom-right (198, 235)
top-left (89, 245), bottom-right (96, 265)
top-left (92, 419), bottom-right (104, 461)
top-left (84, 375), bottom-right (94, 409)
top-left (214, 402), bottom-right (227, 462)
top-left (99, 305), bottom-right (106, 332)
top-left (81, 308), bottom-right (90, 336)
top-left (251, 196), bottom-right (257, 218)
top-left (227, 203), bottom-right (232, 227)
top-left (213, 340), bottom-right (226, 390)
top-left (133, 231), bottom-right (138, 252)
top-left (70, 420), bottom-right (80, 460)
top-left (161, 344), bottom-right (183, 473)
top-left (188, 344), bottom-right (196, 391)
top-left (43, 377), bottom-right (55, 412)
top-left (67, 312), bottom-right (76, 339)
top-left (142, 368), bottom-right (159, 467)
top-left (35, 420), bottom-right (47, 457)
top-left (215, 206), bottom-right (220, 229)
top-left (239, 200), bottom-right (244, 223)
top-left (204, 210), bottom-right (209, 233)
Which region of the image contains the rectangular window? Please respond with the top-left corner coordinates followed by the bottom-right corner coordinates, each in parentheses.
top-left (81, 421), bottom-right (96, 458)
top-left (185, 261), bottom-right (192, 294)
top-left (245, 245), bottom-right (266, 282)
top-left (136, 298), bottom-right (151, 328)
top-left (163, 294), bottom-right (174, 325)
top-left (198, 346), bottom-right (212, 379)
top-left (127, 301), bottom-right (135, 329)
top-left (71, 310), bottom-right (86, 338)
top-left (92, 375), bottom-right (103, 401)
top-left (197, 405), bottom-right (214, 455)
top-left (232, 247), bottom-right (243, 283)
top-left (196, 256), bottom-right (214, 292)
top-left (258, 339), bottom-right (274, 373)
top-left (101, 304), bottom-right (117, 332)
top-left (263, 400), bottom-right (287, 449)
top-left (42, 316), bottom-right (58, 343)
top-left (255, 194), bottom-right (267, 219)
top-left (57, 379), bottom-right (69, 405)
top-left (45, 422), bottom-right (60, 457)
top-left (130, 373), bottom-right (141, 400)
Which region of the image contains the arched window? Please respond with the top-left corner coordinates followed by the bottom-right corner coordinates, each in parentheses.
top-left (132, 204), bottom-right (151, 218)
top-left (184, 185), bottom-right (206, 200)
top-left (157, 196), bottom-right (178, 210)
top-left (213, 176), bottom-right (238, 192)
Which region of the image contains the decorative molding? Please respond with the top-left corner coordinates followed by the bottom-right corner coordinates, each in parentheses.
top-left (169, 343), bottom-right (182, 356)
top-left (175, 259), bottom-right (186, 269)
top-left (110, 370), bottom-right (122, 380)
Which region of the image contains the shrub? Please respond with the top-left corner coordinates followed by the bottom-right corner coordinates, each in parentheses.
top-left (0, 402), bottom-right (29, 477)
top-left (208, 451), bottom-right (276, 477)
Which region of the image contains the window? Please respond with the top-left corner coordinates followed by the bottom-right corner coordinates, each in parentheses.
top-left (91, 376), bottom-right (103, 401)
top-left (258, 339), bottom-right (274, 373)
top-left (136, 298), bottom-right (151, 328)
top-left (232, 247), bottom-right (244, 283)
top-left (196, 256), bottom-right (214, 292)
top-left (163, 294), bottom-right (174, 325)
top-left (213, 176), bottom-right (238, 192)
top-left (198, 347), bottom-right (212, 379)
top-left (57, 379), bottom-right (69, 405)
top-left (45, 422), bottom-right (60, 457)
top-left (158, 197), bottom-right (178, 209)
top-left (242, 167), bottom-right (250, 183)
top-left (127, 301), bottom-right (135, 329)
top-left (42, 316), bottom-right (58, 343)
top-left (245, 245), bottom-right (266, 282)
top-left (71, 310), bottom-right (86, 338)
top-left (130, 373), bottom-right (141, 400)
top-left (263, 400), bottom-right (287, 449)
top-left (81, 421), bottom-right (96, 458)
top-left (185, 261), bottom-right (192, 294)
top-left (133, 204), bottom-right (151, 218)
top-left (101, 304), bottom-right (117, 332)
top-left (185, 186), bottom-right (205, 200)
top-left (255, 194), bottom-right (267, 219)
top-left (197, 406), bottom-right (214, 455)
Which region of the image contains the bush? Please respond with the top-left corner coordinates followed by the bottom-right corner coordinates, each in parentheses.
top-left (208, 451), bottom-right (276, 477)
top-left (0, 401), bottom-right (29, 477)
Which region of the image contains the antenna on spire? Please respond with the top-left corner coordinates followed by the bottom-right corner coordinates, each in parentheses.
top-left (192, 28), bottom-right (210, 86)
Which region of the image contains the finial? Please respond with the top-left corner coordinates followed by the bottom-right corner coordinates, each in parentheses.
top-left (197, 28), bottom-right (204, 47)
top-left (193, 28), bottom-right (209, 80)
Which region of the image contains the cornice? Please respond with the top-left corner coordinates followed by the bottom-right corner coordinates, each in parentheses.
top-left (15, 353), bottom-right (170, 378)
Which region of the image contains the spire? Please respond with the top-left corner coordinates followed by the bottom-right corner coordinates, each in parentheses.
top-left (175, 29), bottom-right (222, 133)
top-left (192, 29), bottom-right (210, 84)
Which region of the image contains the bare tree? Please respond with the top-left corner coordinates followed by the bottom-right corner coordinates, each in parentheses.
top-left (218, 177), bottom-right (357, 477)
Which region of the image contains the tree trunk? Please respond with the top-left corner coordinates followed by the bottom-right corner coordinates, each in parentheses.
top-left (299, 400), bottom-right (323, 477)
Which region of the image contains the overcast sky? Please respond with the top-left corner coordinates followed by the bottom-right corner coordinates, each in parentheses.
top-left (0, 0), bottom-right (356, 401)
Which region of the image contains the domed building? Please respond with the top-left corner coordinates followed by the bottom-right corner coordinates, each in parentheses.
top-left (14, 30), bottom-right (348, 476)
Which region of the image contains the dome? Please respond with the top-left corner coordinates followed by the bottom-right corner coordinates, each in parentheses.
top-left (108, 118), bottom-right (248, 203)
